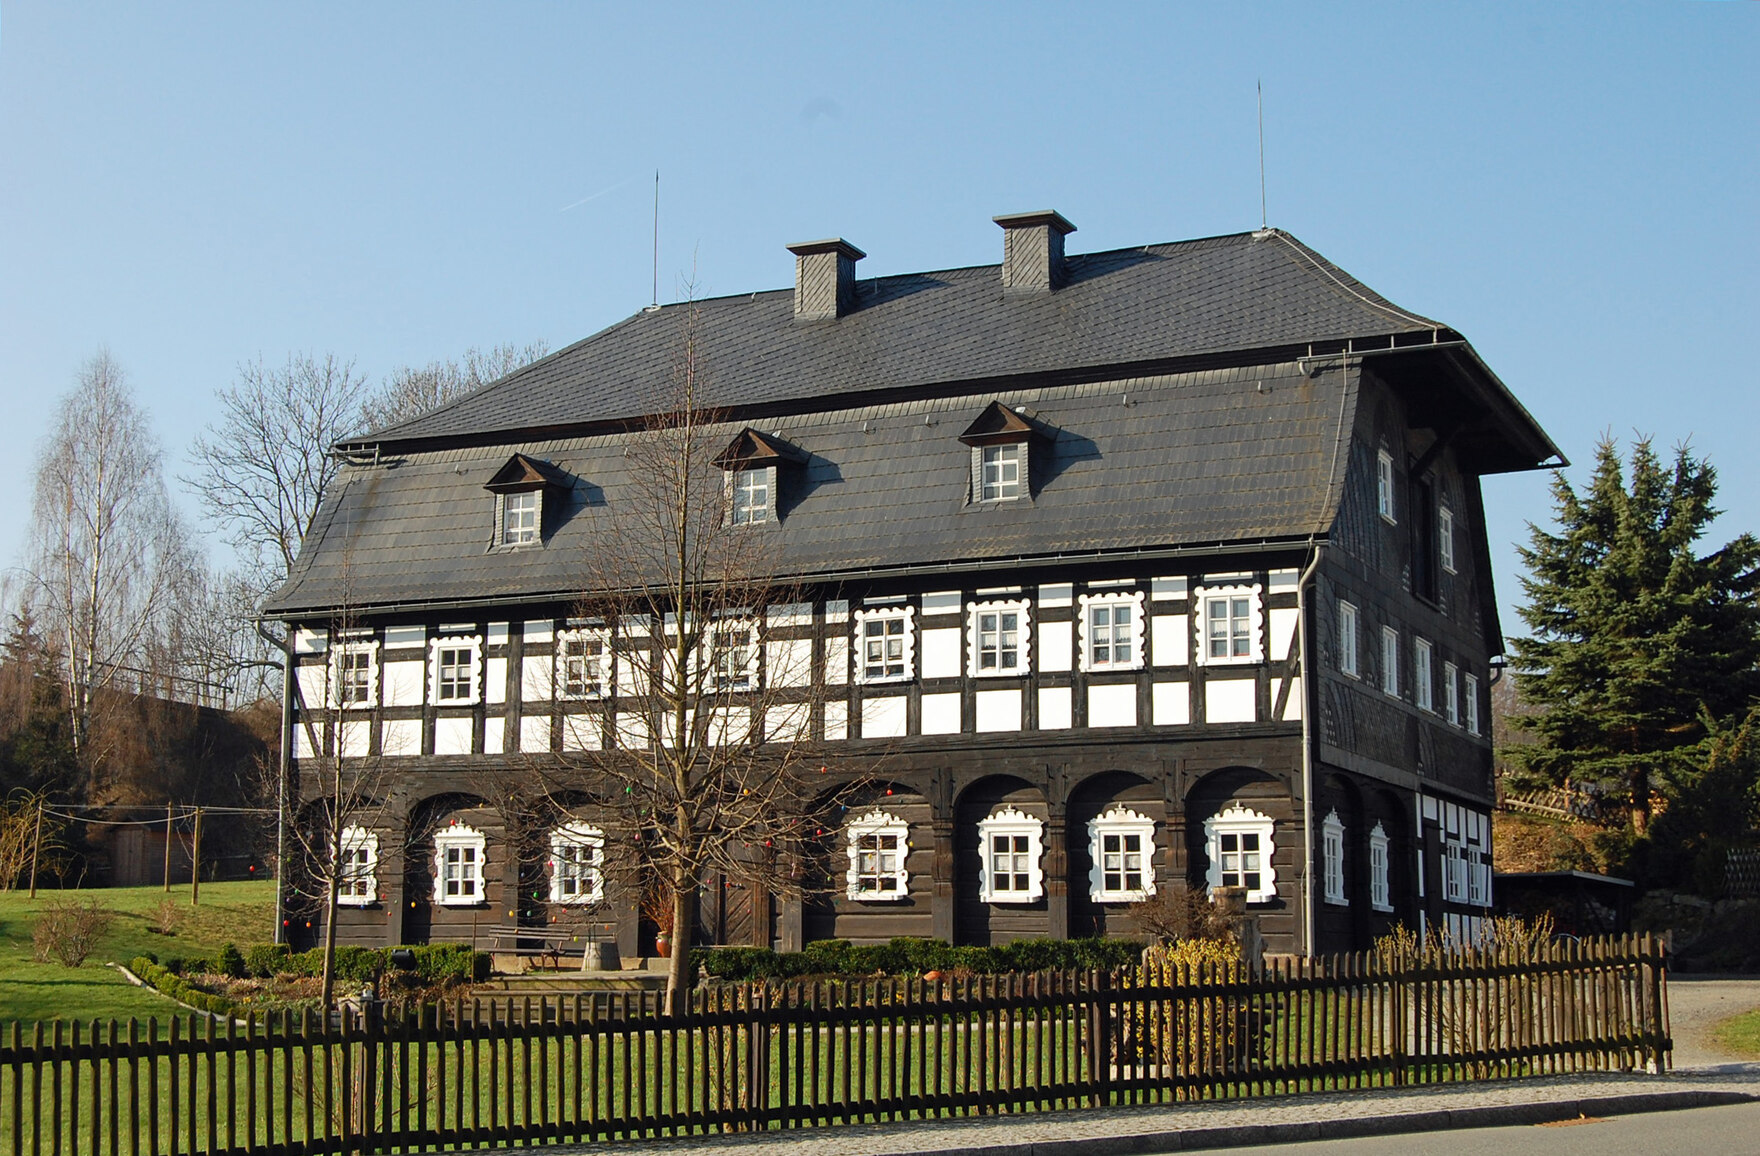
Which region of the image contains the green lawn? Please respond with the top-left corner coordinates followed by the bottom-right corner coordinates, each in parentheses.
top-left (0, 881), bottom-right (277, 1027)
top-left (1712, 1007), bottom-right (1760, 1059)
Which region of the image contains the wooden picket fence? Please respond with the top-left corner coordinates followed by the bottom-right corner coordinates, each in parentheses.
top-left (0, 933), bottom-right (1669, 1156)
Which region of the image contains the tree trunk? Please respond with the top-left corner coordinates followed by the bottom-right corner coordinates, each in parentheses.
top-left (665, 875), bottom-right (698, 1016)
top-left (319, 877), bottom-right (340, 1011)
top-left (1631, 768), bottom-right (1651, 837)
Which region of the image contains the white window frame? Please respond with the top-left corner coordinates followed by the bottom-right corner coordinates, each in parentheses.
top-left (498, 489), bottom-right (541, 547)
top-left (1443, 661), bottom-right (1460, 726)
top-left (967, 598), bottom-right (1030, 678)
top-left (1077, 589), bottom-right (1146, 672)
top-left (1368, 822), bottom-right (1392, 913)
top-left (429, 635), bottom-right (483, 706)
top-left (1439, 506), bottom-right (1455, 573)
top-left (1466, 840), bottom-right (1486, 907)
top-left (557, 626), bottom-right (611, 701)
top-left (729, 466), bottom-right (771, 526)
top-left (853, 606), bottom-right (915, 684)
top-left (976, 806), bottom-right (1044, 903)
top-left (978, 442), bottom-right (1023, 502)
top-left (845, 808), bottom-right (911, 901)
top-left (1194, 583), bottom-right (1264, 667)
top-left (548, 822), bottom-right (605, 905)
top-left (1414, 638), bottom-right (1434, 713)
top-left (331, 641), bottom-right (380, 710)
top-left (1443, 839), bottom-right (1467, 904)
top-left (706, 619), bottom-right (760, 694)
top-left (1321, 809), bottom-right (1347, 906)
top-left (336, 826), bottom-right (378, 907)
top-left (1204, 805), bottom-right (1276, 903)
top-left (1381, 626), bottom-right (1400, 697)
top-left (1464, 673), bottom-right (1481, 735)
top-left (433, 823), bottom-right (486, 907)
top-left (1087, 805), bottom-right (1156, 903)
top-left (1376, 449), bottom-right (1396, 523)
top-left (1337, 601), bottom-right (1360, 679)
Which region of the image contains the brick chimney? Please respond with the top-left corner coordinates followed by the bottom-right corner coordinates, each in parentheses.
top-left (786, 238), bottom-right (865, 321)
top-left (993, 210), bottom-right (1076, 295)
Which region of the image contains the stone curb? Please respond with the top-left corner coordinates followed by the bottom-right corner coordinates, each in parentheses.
top-left (883, 1089), bottom-right (1760, 1156)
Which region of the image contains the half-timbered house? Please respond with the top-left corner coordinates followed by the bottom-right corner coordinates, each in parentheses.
top-left (264, 212), bottom-right (1560, 958)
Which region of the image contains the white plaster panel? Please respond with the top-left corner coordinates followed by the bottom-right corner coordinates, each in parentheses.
top-left (861, 695), bottom-right (908, 739)
top-left (1151, 614), bottom-right (1189, 667)
top-left (338, 720), bottom-right (372, 759)
top-left (920, 692), bottom-right (962, 735)
top-left (522, 655), bottom-right (553, 702)
top-left (1038, 621), bottom-right (1072, 672)
top-left (1037, 687), bottom-right (1072, 730)
top-left (560, 713), bottom-right (601, 751)
top-left (1037, 583), bottom-right (1074, 608)
top-left (483, 717), bottom-right (505, 754)
top-left (520, 716), bottom-right (552, 754)
top-left (1087, 683), bottom-right (1138, 728)
top-left (1205, 678), bottom-right (1257, 724)
top-left (434, 717), bottom-right (474, 756)
top-left (383, 626), bottom-right (425, 648)
top-left (1272, 677), bottom-right (1303, 721)
top-left (708, 707), bottom-right (753, 747)
top-left (767, 638), bottom-right (812, 688)
top-left (765, 703), bottom-right (809, 744)
top-left (921, 627), bottom-right (962, 679)
top-left (523, 619), bottom-right (554, 643)
top-left (825, 600), bottom-right (849, 622)
top-left (1152, 681), bottom-right (1191, 726)
top-left (381, 719), bottom-right (422, 757)
top-left (823, 701), bottom-right (847, 741)
top-left (487, 622), bottom-right (509, 644)
top-left (383, 660), bottom-right (424, 707)
top-left (1269, 568), bottom-right (1300, 592)
top-left (485, 657), bottom-right (508, 705)
top-left (825, 636), bottom-right (849, 686)
top-left (767, 603), bottom-right (813, 627)
top-left (1270, 607), bottom-right (1300, 662)
top-left (1151, 576), bottom-right (1188, 601)
top-left (613, 713), bottom-right (651, 750)
top-left (292, 725), bottom-right (316, 760)
top-left (921, 591), bottom-right (962, 614)
top-left (295, 665), bottom-right (329, 709)
top-left (975, 689), bottom-right (1022, 733)
top-left (293, 629), bottom-right (328, 655)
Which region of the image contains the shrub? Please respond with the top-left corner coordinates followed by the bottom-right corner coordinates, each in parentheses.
top-left (131, 957), bottom-right (234, 1016)
top-left (1128, 884), bottom-right (1234, 944)
top-left (150, 898), bottom-right (179, 937)
top-left (32, 898), bottom-right (116, 968)
top-left (215, 943), bottom-right (246, 979)
top-left (244, 943), bottom-right (291, 979)
top-left (410, 943), bottom-right (489, 985)
top-left (691, 936), bottom-right (1147, 983)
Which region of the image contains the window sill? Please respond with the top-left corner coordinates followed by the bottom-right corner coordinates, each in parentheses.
top-left (856, 676), bottom-right (914, 687)
top-left (847, 891), bottom-right (910, 904)
top-left (435, 898), bottom-right (487, 909)
top-left (337, 898), bottom-right (377, 908)
top-left (1199, 655), bottom-right (1262, 668)
top-left (1372, 902), bottom-right (1394, 915)
top-left (1093, 891), bottom-right (1152, 905)
top-left (1324, 897), bottom-right (1349, 908)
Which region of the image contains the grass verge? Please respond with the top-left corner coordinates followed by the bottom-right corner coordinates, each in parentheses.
top-left (1711, 1006), bottom-right (1760, 1059)
top-left (0, 880), bottom-right (276, 1026)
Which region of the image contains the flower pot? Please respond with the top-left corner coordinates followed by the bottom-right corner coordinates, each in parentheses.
top-left (655, 931), bottom-right (672, 958)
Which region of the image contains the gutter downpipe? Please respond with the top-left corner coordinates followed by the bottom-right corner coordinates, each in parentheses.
top-left (1296, 542), bottom-right (1324, 957)
top-left (256, 618), bottom-right (293, 946)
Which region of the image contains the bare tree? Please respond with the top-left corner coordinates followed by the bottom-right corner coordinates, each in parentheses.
top-left (536, 307), bottom-right (840, 1011)
top-left (359, 341), bottom-right (549, 433)
top-left (27, 353), bottom-right (194, 771)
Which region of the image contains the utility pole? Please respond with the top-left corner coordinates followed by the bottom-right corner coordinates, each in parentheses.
top-left (164, 803), bottom-right (174, 892)
top-left (190, 807), bottom-right (203, 906)
top-left (27, 799), bottom-right (43, 898)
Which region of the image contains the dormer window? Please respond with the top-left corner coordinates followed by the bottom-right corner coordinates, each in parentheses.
top-left (485, 453), bottom-right (563, 550)
top-left (715, 428), bottom-right (801, 526)
top-left (981, 444), bottom-right (1021, 501)
top-left (959, 401), bottom-right (1041, 504)
top-left (731, 468), bottom-right (769, 524)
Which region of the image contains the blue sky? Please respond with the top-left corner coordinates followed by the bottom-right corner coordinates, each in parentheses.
top-left (1, 3), bottom-right (1755, 640)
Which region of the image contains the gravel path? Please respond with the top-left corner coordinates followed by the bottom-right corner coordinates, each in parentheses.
top-left (1665, 976), bottom-right (1760, 1069)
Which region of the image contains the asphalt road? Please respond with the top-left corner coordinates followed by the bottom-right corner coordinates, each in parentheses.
top-left (1204, 1100), bottom-right (1760, 1155)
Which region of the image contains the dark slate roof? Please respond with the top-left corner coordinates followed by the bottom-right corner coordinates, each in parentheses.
top-left (355, 229), bottom-right (1447, 448)
top-left (267, 363), bottom-right (1347, 615)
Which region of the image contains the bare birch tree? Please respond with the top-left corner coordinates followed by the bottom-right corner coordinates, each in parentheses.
top-left (358, 341), bottom-right (549, 433)
top-left (536, 307), bottom-right (841, 1011)
top-left (27, 352), bottom-right (194, 772)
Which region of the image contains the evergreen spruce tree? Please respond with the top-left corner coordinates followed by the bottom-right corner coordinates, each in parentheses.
top-left (1509, 436), bottom-right (1760, 835)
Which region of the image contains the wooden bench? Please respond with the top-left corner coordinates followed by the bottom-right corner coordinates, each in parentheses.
top-left (482, 925), bottom-right (611, 970)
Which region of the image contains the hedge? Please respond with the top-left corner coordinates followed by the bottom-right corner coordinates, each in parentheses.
top-left (130, 958), bottom-right (235, 1017)
top-left (691, 937), bottom-right (1143, 982)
